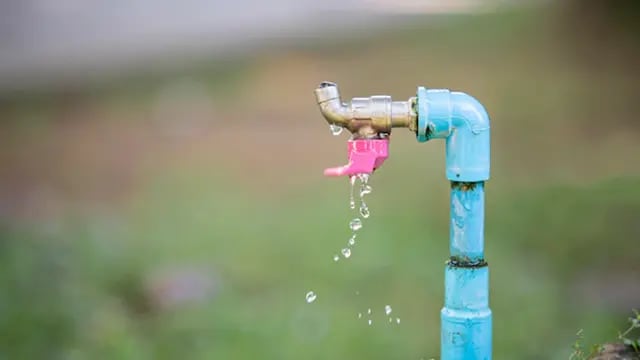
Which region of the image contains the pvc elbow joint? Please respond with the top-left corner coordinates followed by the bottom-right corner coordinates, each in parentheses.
top-left (416, 87), bottom-right (491, 182)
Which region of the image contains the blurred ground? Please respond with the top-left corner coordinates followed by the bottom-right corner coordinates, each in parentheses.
top-left (1, 2), bottom-right (639, 359)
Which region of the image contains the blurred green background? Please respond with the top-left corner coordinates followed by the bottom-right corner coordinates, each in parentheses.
top-left (1, 1), bottom-right (639, 359)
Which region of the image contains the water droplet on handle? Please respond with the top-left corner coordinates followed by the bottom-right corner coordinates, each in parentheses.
top-left (349, 218), bottom-right (362, 231)
top-left (305, 291), bottom-right (317, 303)
top-left (341, 248), bottom-right (351, 258)
top-left (329, 124), bottom-right (343, 136)
top-left (385, 305), bottom-right (392, 315)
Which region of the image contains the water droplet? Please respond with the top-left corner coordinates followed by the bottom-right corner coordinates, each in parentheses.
top-left (389, 317), bottom-right (393, 323)
top-left (333, 255), bottom-right (340, 262)
top-left (367, 308), bottom-right (372, 315)
top-left (357, 173), bottom-right (370, 184)
top-left (341, 248), bottom-right (351, 258)
top-left (358, 313), bottom-right (362, 319)
top-left (349, 218), bottom-right (362, 231)
top-left (348, 234), bottom-right (356, 246)
top-left (305, 291), bottom-right (317, 303)
top-left (360, 184), bottom-right (372, 197)
top-left (359, 203), bottom-right (370, 218)
top-left (385, 305), bottom-right (392, 315)
top-left (329, 124), bottom-right (343, 136)
top-left (368, 319), bottom-right (373, 326)
top-left (396, 317), bottom-right (401, 324)
top-left (349, 176), bottom-right (356, 209)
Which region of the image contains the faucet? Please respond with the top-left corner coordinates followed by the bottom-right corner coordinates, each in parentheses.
top-left (314, 81), bottom-right (416, 176)
top-left (314, 82), bottom-right (492, 360)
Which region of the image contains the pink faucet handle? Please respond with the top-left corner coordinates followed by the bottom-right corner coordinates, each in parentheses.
top-left (324, 138), bottom-right (390, 177)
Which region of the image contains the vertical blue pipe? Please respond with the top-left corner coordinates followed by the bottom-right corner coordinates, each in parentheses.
top-left (417, 87), bottom-right (492, 359)
top-left (441, 182), bottom-right (491, 360)
top-left (450, 182), bottom-right (485, 263)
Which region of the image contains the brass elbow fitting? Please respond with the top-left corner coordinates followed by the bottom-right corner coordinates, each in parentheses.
top-left (314, 81), bottom-right (417, 139)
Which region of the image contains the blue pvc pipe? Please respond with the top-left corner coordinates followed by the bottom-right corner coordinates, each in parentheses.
top-left (450, 183), bottom-right (485, 263)
top-left (441, 266), bottom-right (492, 360)
top-left (442, 182), bottom-right (491, 360)
top-left (417, 87), bottom-right (492, 359)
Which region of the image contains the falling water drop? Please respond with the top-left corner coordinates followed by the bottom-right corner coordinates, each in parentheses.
top-left (341, 248), bottom-right (351, 258)
top-left (359, 203), bottom-right (370, 218)
top-left (368, 319), bottom-right (373, 326)
top-left (367, 308), bottom-right (372, 315)
top-left (329, 124), bottom-right (343, 136)
top-left (384, 305), bottom-right (392, 315)
top-left (349, 218), bottom-right (363, 231)
top-left (360, 184), bottom-right (372, 197)
top-left (358, 313), bottom-right (362, 319)
top-left (305, 291), bottom-right (317, 303)
top-left (348, 234), bottom-right (356, 246)
top-left (358, 174), bottom-right (371, 218)
top-left (389, 317), bottom-right (393, 323)
top-left (396, 317), bottom-right (401, 324)
top-left (349, 176), bottom-right (356, 209)
top-left (333, 255), bottom-right (340, 262)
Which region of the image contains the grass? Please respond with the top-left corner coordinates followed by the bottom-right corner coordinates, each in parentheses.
top-left (569, 310), bottom-right (640, 359)
top-left (1, 167), bottom-right (639, 359)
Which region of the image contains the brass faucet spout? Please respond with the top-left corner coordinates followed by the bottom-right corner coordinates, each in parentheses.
top-left (314, 81), bottom-right (416, 139)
